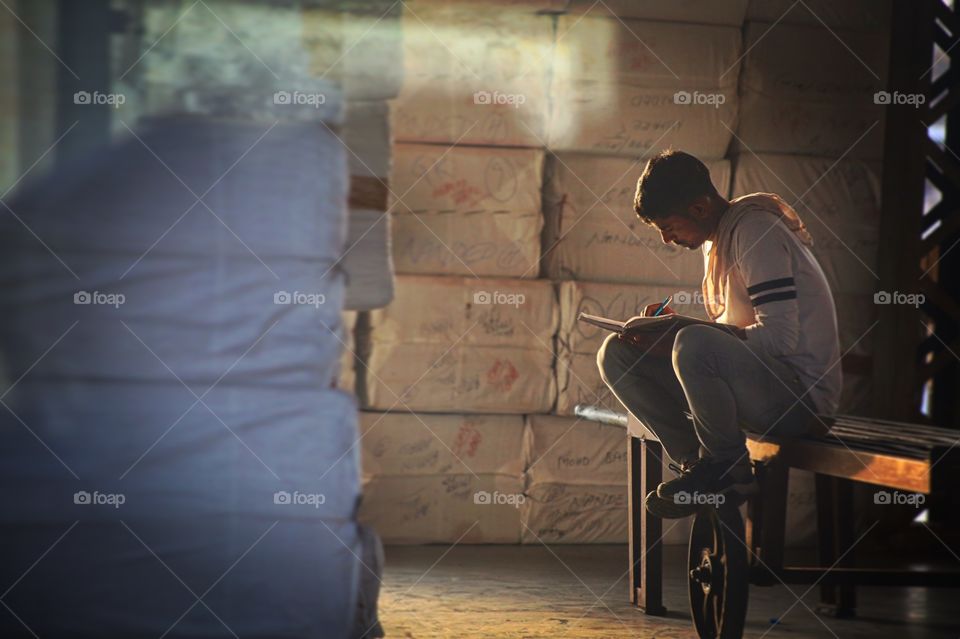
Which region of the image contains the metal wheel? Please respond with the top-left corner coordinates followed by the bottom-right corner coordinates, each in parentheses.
top-left (688, 503), bottom-right (749, 638)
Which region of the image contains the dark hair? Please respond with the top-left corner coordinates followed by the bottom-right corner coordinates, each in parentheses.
top-left (633, 149), bottom-right (719, 223)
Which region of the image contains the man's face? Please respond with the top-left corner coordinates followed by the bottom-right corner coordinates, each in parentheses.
top-left (651, 212), bottom-right (708, 250)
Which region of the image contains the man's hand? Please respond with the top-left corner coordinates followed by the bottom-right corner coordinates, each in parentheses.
top-left (641, 302), bottom-right (675, 317)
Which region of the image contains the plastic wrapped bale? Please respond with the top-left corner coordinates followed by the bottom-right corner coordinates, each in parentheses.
top-left (0, 114), bottom-right (363, 636)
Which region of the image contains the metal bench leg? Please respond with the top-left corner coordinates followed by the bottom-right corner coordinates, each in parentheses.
top-left (815, 475), bottom-right (857, 618)
top-left (628, 436), bottom-right (666, 615)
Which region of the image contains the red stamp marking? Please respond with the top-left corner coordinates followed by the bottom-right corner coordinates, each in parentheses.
top-left (486, 359), bottom-right (520, 392)
top-left (432, 179), bottom-right (482, 206)
top-left (453, 421), bottom-right (482, 457)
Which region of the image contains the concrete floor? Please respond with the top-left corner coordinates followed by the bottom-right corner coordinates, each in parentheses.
top-left (377, 545), bottom-right (959, 639)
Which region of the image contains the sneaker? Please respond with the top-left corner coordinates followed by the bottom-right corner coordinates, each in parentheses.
top-left (644, 490), bottom-right (699, 519)
top-left (656, 456), bottom-right (758, 501)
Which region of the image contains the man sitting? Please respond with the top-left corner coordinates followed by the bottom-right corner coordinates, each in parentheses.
top-left (597, 150), bottom-right (842, 518)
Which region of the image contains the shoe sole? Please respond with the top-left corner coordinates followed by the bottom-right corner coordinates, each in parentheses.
top-left (657, 478), bottom-right (760, 500)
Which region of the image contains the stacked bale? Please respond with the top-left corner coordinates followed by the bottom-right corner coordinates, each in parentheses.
top-left (521, 415), bottom-right (629, 544)
top-left (390, 2), bottom-right (553, 146)
top-left (360, 275), bottom-right (557, 414)
top-left (0, 1), bottom-right (397, 634)
top-left (547, 14), bottom-right (742, 157)
top-left (359, 412), bottom-right (526, 543)
top-left (390, 143), bottom-right (544, 278)
top-left (358, 1), bottom-right (558, 543)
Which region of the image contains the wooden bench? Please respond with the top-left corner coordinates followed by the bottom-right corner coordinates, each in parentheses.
top-left (575, 406), bottom-right (960, 637)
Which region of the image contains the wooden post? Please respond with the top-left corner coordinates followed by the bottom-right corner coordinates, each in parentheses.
top-left (628, 436), bottom-right (666, 615)
top-left (815, 475), bottom-right (857, 617)
top-left (872, 0), bottom-right (935, 420)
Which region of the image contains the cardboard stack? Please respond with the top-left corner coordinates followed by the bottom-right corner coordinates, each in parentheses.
top-left (357, 2), bottom-right (560, 545)
top-left (746, 0), bottom-right (892, 33)
top-left (359, 275), bottom-right (558, 414)
top-left (358, 412), bottom-right (526, 544)
top-left (390, 144), bottom-right (544, 278)
top-left (392, 2), bottom-right (554, 147)
top-left (521, 415), bottom-right (627, 544)
top-left (561, 0), bottom-right (748, 24)
top-left (548, 15), bottom-right (743, 157)
top-left (736, 22), bottom-right (889, 161)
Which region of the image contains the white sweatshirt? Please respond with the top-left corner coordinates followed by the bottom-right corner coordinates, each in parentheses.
top-left (703, 209), bottom-right (843, 415)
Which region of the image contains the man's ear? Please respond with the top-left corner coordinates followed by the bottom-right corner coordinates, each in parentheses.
top-left (687, 195), bottom-right (712, 221)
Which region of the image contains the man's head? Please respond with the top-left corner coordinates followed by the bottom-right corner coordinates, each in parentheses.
top-left (633, 150), bottom-right (728, 250)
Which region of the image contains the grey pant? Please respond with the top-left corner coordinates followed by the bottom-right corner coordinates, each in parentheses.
top-left (597, 324), bottom-right (815, 465)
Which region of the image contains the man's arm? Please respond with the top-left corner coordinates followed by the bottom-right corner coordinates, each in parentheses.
top-left (732, 216), bottom-right (801, 356)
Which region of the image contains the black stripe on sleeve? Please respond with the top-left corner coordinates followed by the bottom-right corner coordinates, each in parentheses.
top-left (751, 290), bottom-right (798, 307)
top-left (747, 277), bottom-right (796, 296)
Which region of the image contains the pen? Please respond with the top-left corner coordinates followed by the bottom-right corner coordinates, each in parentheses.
top-left (652, 294), bottom-right (674, 317)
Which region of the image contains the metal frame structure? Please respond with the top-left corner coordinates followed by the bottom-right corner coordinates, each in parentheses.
top-left (875, 0), bottom-right (960, 426)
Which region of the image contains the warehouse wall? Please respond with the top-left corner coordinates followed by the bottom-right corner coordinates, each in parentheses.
top-left (348, 0), bottom-right (892, 547)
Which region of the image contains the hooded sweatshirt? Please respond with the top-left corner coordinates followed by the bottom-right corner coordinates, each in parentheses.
top-left (701, 193), bottom-right (843, 415)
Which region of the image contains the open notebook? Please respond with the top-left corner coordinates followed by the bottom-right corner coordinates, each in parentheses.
top-left (577, 312), bottom-right (713, 336)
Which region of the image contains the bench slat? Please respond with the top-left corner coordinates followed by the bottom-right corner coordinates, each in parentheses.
top-left (746, 436), bottom-right (933, 494)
